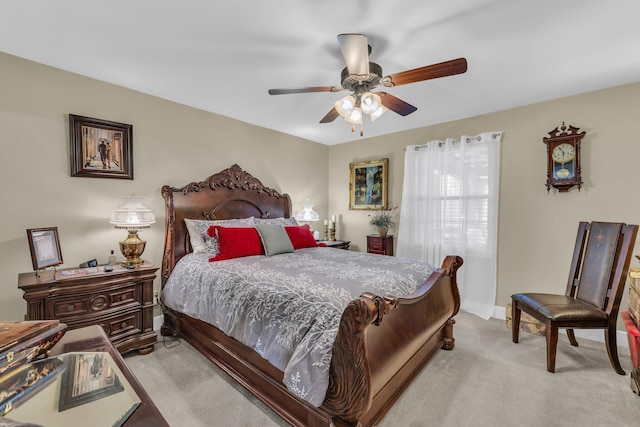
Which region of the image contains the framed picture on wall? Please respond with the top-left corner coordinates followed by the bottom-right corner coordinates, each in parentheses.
top-left (349, 158), bottom-right (389, 210)
top-left (26, 227), bottom-right (63, 271)
top-left (69, 114), bottom-right (133, 179)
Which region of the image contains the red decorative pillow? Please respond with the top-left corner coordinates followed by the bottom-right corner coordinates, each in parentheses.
top-left (208, 226), bottom-right (264, 261)
top-left (285, 225), bottom-right (319, 250)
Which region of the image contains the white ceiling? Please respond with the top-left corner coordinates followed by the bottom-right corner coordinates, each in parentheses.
top-left (2, 0), bottom-right (640, 146)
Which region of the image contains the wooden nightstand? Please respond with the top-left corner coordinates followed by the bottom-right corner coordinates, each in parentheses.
top-left (318, 240), bottom-right (351, 250)
top-left (367, 235), bottom-right (394, 256)
top-left (18, 263), bottom-right (158, 355)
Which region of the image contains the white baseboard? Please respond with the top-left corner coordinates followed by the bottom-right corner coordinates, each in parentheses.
top-left (153, 314), bottom-right (163, 332)
top-left (491, 305), bottom-right (629, 349)
top-left (492, 305), bottom-right (507, 319)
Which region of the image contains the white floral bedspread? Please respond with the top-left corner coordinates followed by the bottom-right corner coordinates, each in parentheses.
top-left (161, 247), bottom-right (436, 406)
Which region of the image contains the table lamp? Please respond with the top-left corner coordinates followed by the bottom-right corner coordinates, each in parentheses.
top-left (295, 198), bottom-right (320, 223)
top-left (109, 195), bottom-right (155, 266)
top-left (295, 198), bottom-right (320, 240)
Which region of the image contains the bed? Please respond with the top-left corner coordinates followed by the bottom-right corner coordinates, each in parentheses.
top-left (160, 164), bottom-right (463, 427)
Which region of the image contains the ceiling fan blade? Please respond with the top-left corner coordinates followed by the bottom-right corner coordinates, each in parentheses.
top-left (337, 33), bottom-right (370, 77)
top-left (268, 86), bottom-right (342, 95)
top-left (382, 58), bottom-right (467, 87)
top-left (378, 92), bottom-right (417, 116)
top-left (319, 107), bottom-right (339, 123)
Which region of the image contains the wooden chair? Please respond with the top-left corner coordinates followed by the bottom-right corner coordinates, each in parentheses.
top-left (511, 221), bottom-right (638, 374)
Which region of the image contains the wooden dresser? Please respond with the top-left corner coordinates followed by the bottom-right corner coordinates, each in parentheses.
top-left (367, 235), bottom-right (394, 256)
top-left (18, 263), bottom-right (158, 355)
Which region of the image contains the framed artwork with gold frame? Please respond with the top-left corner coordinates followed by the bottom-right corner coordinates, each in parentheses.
top-left (349, 158), bottom-right (388, 210)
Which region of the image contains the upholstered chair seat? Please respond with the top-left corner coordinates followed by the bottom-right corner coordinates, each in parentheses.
top-left (512, 293), bottom-right (608, 322)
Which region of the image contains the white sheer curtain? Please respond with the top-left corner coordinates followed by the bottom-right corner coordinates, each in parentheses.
top-left (396, 132), bottom-right (502, 319)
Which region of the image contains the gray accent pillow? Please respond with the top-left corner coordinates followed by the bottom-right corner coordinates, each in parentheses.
top-left (255, 223), bottom-right (294, 256)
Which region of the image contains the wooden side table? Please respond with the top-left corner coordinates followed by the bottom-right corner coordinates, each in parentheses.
top-left (18, 263), bottom-right (158, 355)
top-left (318, 240), bottom-right (351, 250)
top-left (367, 235), bottom-right (394, 256)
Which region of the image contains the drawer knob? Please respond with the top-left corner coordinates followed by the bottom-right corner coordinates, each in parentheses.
top-left (121, 321), bottom-right (128, 328)
top-left (67, 304), bottom-right (75, 311)
top-left (120, 294), bottom-right (127, 301)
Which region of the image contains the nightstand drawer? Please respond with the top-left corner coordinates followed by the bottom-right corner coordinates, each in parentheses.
top-left (49, 284), bottom-right (140, 319)
top-left (100, 311), bottom-right (142, 341)
top-left (368, 241), bottom-right (384, 251)
top-left (367, 235), bottom-right (394, 256)
top-left (51, 298), bottom-right (90, 318)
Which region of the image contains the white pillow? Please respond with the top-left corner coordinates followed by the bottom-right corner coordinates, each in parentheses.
top-left (184, 217), bottom-right (255, 255)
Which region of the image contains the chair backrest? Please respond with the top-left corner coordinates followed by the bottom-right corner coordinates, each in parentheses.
top-left (566, 222), bottom-right (638, 314)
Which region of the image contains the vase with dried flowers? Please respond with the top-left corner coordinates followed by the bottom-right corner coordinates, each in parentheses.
top-left (368, 206), bottom-right (398, 237)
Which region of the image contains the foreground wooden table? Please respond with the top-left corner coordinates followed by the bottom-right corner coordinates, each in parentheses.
top-left (47, 325), bottom-right (169, 426)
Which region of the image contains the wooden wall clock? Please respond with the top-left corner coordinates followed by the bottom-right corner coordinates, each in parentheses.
top-left (543, 122), bottom-right (586, 192)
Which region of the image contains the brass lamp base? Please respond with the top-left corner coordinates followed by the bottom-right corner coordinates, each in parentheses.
top-left (119, 230), bottom-right (146, 266)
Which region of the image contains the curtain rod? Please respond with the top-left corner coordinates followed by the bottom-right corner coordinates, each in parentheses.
top-left (405, 133), bottom-right (501, 151)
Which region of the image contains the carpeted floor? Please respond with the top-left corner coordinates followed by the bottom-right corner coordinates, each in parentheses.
top-left (125, 311), bottom-right (640, 426)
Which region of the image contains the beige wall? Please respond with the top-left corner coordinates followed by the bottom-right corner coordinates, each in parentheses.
top-left (3, 50), bottom-right (640, 333)
top-left (0, 52), bottom-right (328, 321)
top-left (329, 82), bottom-right (640, 318)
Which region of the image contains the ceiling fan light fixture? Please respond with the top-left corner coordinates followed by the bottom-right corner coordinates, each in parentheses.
top-left (370, 105), bottom-right (388, 122)
top-left (335, 95), bottom-right (356, 118)
top-left (346, 107), bottom-right (362, 124)
top-left (360, 92), bottom-right (382, 114)
top-left (267, 34), bottom-right (468, 135)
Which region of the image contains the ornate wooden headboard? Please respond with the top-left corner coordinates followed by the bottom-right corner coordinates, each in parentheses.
top-left (160, 164), bottom-right (292, 286)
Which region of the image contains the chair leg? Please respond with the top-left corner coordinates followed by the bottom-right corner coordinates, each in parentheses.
top-left (605, 326), bottom-right (625, 375)
top-left (511, 302), bottom-right (521, 343)
top-left (545, 322), bottom-right (558, 373)
top-left (566, 329), bottom-right (578, 346)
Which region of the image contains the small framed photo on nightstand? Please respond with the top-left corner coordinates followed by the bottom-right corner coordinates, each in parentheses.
top-left (26, 227), bottom-right (63, 271)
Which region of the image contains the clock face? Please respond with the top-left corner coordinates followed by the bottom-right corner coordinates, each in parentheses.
top-left (551, 143), bottom-right (576, 163)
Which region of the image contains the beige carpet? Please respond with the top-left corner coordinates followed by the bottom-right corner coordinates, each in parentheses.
top-left (125, 311), bottom-right (640, 426)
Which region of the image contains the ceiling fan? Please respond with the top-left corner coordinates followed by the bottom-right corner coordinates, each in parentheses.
top-left (268, 34), bottom-right (468, 135)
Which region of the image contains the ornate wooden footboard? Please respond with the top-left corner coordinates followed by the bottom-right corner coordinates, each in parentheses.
top-left (160, 165), bottom-right (462, 427)
top-left (321, 254), bottom-right (462, 426)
